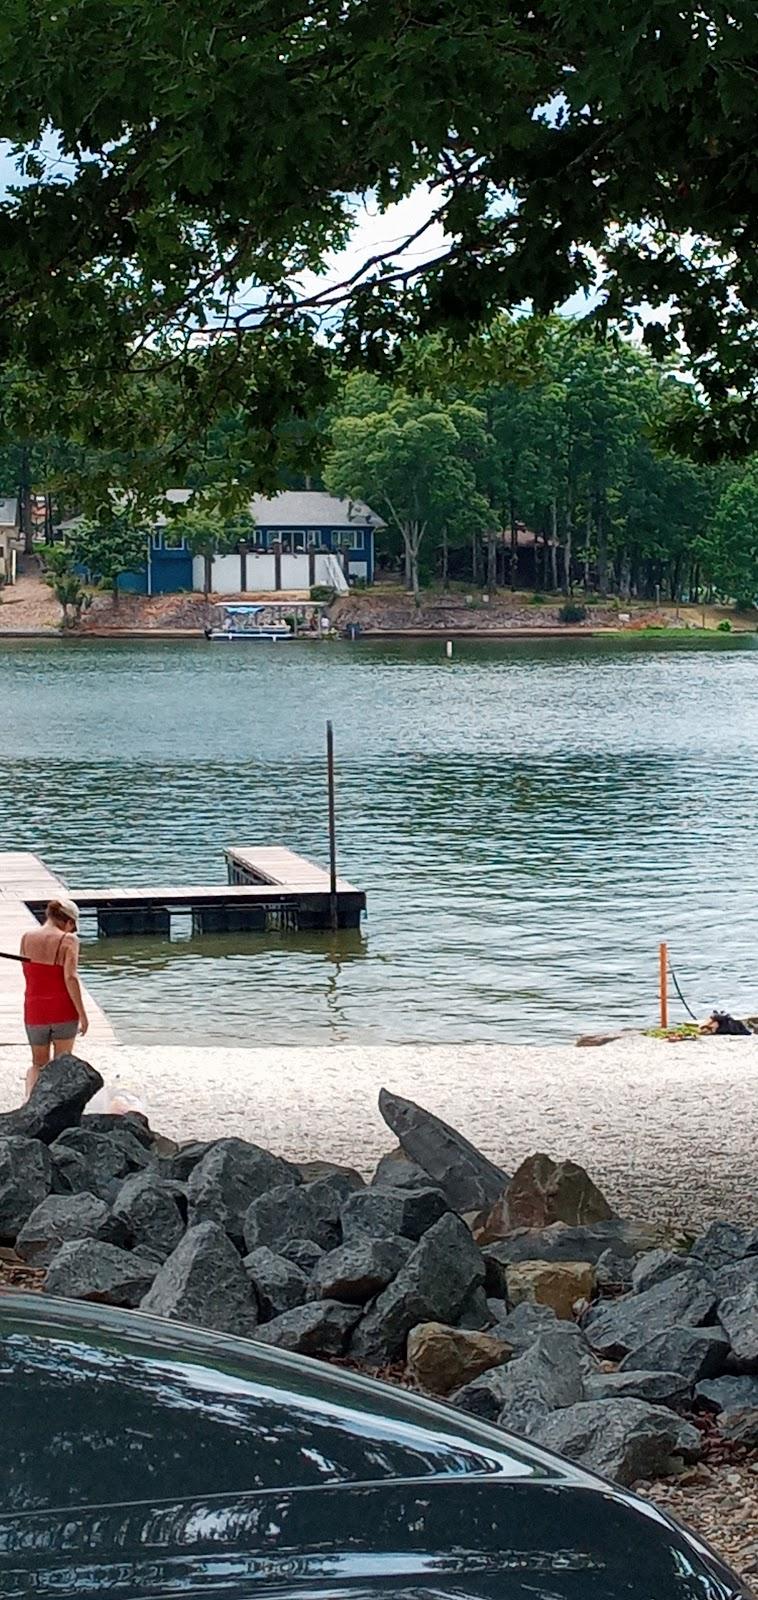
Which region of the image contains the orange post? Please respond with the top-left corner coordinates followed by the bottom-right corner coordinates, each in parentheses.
top-left (659, 942), bottom-right (668, 1029)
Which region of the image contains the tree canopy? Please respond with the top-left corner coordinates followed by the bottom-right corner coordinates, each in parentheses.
top-left (0, 1), bottom-right (755, 462)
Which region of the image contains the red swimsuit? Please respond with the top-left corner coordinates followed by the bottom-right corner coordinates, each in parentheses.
top-left (23, 936), bottom-right (78, 1028)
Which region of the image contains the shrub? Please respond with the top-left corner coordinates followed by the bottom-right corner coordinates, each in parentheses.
top-left (310, 584), bottom-right (335, 602)
top-left (716, 619), bottom-right (732, 632)
top-left (558, 601), bottom-right (587, 624)
top-left (529, 592), bottom-right (546, 605)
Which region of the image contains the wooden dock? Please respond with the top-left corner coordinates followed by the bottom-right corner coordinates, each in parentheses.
top-left (0, 853), bottom-right (116, 1047)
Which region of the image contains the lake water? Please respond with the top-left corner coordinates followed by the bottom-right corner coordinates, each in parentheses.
top-left (2, 633), bottom-right (758, 1045)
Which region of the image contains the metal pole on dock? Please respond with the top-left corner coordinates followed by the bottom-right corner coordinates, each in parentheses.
top-left (659, 941), bottom-right (668, 1029)
top-left (326, 720), bottom-right (338, 932)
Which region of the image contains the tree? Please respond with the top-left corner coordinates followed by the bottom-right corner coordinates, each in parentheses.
top-left (0, 3), bottom-right (755, 458)
top-left (68, 513), bottom-right (149, 604)
top-left (702, 462), bottom-right (758, 606)
top-left (170, 505), bottom-right (255, 595)
top-left (325, 381), bottom-right (490, 599)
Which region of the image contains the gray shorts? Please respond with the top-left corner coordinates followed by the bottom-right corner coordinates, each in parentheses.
top-left (25, 1021), bottom-right (78, 1047)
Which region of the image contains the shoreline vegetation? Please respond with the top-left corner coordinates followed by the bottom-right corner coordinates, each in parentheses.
top-left (1, 570), bottom-right (755, 642)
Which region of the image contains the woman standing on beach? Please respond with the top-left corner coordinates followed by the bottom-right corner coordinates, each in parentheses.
top-left (20, 897), bottom-right (88, 1096)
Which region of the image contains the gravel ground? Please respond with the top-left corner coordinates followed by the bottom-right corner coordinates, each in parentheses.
top-left (1, 1032), bottom-right (756, 1586)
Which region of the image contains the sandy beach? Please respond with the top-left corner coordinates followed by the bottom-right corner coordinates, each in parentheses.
top-left (1, 1035), bottom-right (755, 1230)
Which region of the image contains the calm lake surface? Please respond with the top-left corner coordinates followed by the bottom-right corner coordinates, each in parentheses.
top-left (2, 633), bottom-right (758, 1045)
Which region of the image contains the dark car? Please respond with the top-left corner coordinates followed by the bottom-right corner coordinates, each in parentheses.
top-left (0, 1295), bottom-right (748, 1599)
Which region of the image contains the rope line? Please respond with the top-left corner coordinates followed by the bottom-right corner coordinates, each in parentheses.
top-left (668, 959), bottom-right (700, 1022)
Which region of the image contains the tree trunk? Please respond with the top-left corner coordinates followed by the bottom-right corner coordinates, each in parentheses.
top-left (563, 515), bottom-right (573, 595)
top-left (19, 446), bottom-right (33, 556)
top-left (509, 498), bottom-right (518, 590)
top-left (619, 550), bottom-right (631, 600)
top-left (441, 527), bottom-right (449, 590)
top-left (203, 552), bottom-right (213, 596)
top-left (596, 497), bottom-right (608, 596)
top-left (471, 530), bottom-right (480, 587)
top-left (550, 498), bottom-right (559, 591)
top-left (583, 506), bottom-right (592, 590)
top-left (486, 531), bottom-right (497, 591)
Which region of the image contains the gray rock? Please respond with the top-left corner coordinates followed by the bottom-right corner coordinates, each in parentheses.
top-left (484, 1220), bottom-right (677, 1274)
top-left (169, 1139), bottom-right (218, 1182)
top-left (585, 1369), bottom-right (691, 1411)
top-left (311, 1235), bottom-right (413, 1304)
top-left (486, 1296), bottom-right (510, 1324)
top-left (632, 1249), bottom-right (692, 1295)
top-left (719, 1408), bottom-right (758, 1447)
top-left (619, 1325), bottom-right (730, 1384)
top-left (691, 1221), bottom-right (758, 1270)
top-left (350, 1213), bottom-right (486, 1367)
top-left (303, 1173), bottom-right (363, 1241)
top-left (456, 1284), bottom-right (493, 1330)
top-left (243, 1183), bottom-right (338, 1254)
top-left (112, 1170), bottom-right (185, 1262)
top-left (0, 1136), bottom-right (53, 1242)
top-left (45, 1239), bottom-right (157, 1307)
top-left (713, 1252), bottom-right (758, 1302)
top-left (188, 1138), bottom-right (299, 1245)
top-left (452, 1361), bottom-right (518, 1421)
top-left (494, 1331), bottom-right (586, 1436)
top-left (583, 1270), bottom-right (717, 1359)
top-left (377, 1088), bottom-right (508, 1212)
top-left (16, 1192), bottom-right (126, 1265)
top-left (696, 1375), bottom-right (758, 1416)
top-left (280, 1238), bottom-right (324, 1274)
top-left (243, 1247), bottom-right (309, 1320)
top-left (595, 1249), bottom-right (636, 1292)
top-left (372, 1147), bottom-right (433, 1190)
top-left (0, 1054), bottom-right (102, 1143)
top-left (50, 1129), bottom-right (133, 1202)
top-left (255, 1300), bottom-right (361, 1356)
top-left (81, 1111), bottom-right (154, 1148)
top-left (489, 1300), bottom-right (560, 1352)
top-left (719, 1282), bottom-right (758, 1366)
top-left (87, 1123), bottom-right (154, 1172)
top-left (340, 1186), bottom-right (449, 1244)
top-left (296, 1160), bottom-right (365, 1190)
top-left (141, 1222), bottom-right (259, 1335)
top-left (531, 1399), bottom-right (701, 1486)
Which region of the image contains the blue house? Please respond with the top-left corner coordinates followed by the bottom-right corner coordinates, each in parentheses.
top-left (65, 489), bottom-right (384, 595)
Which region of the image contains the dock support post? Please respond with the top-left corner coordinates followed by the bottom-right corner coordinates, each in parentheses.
top-left (326, 720), bottom-right (338, 932)
top-left (659, 941), bottom-right (668, 1030)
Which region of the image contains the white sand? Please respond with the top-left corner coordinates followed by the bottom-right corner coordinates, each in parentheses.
top-left (1, 1036), bottom-right (755, 1229)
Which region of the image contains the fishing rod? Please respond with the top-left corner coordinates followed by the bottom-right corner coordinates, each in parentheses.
top-left (0, 952), bottom-right (29, 964)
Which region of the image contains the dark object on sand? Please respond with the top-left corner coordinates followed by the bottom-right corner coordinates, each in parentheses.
top-left (703, 1011), bottom-right (752, 1036)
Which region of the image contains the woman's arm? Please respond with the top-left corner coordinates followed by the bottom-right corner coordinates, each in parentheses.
top-left (62, 936), bottom-right (89, 1035)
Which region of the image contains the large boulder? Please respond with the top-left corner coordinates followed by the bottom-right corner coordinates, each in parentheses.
top-left (169, 1139), bottom-right (218, 1182)
top-left (583, 1270), bottom-right (716, 1359)
top-left (713, 1252), bottom-right (758, 1301)
top-left (0, 1054), bottom-right (102, 1143)
top-left (631, 1249), bottom-right (693, 1295)
top-left (691, 1221), bottom-right (758, 1271)
top-left (483, 1220), bottom-right (680, 1278)
top-left (595, 1249), bottom-right (636, 1292)
top-left (82, 1111), bottom-right (154, 1149)
top-left (45, 1239), bottom-right (157, 1307)
top-left (310, 1236), bottom-right (413, 1304)
top-left (349, 1213), bottom-right (486, 1367)
top-left (531, 1399), bottom-right (701, 1485)
top-left (187, 1139), bottom-right (299, 1246)
top-left (243, 1183), bottom-right (339, 1254)
top-left (485, 1330), bottom-right (585, 1436)
top-left (696, 1375), bottom-right (758, 1416)
top-left (719, 1408), bottom-right (758, 1447)
top-left (505, 1260), bottom-right (595, 1321)
top-left (255, 1300), bottom-right (361, 1356)
top-left (718, 1282), bottom-right (758, 1366)
top-left (407, 1322), bottom-right (510, 1395)
top-left (619, 1325), bottom-right (730, 1385)
top-left (16, 1192), bottom-right (125, 1265)
top-left (499, 1153), bottom-right (615, 1234)
top-left (280, 1238), bottom-right (324, 1274)
top-left (0, 1136), bottom-right (53, 1242)
top-left (340, 1186), bottom-right (449, 1244)
top-left (243, 1247), bottom-right (309, 1320)
top-left (488, 1300), bottom-right (560, 1352)
top-left (377, 1089), bottom-right (508, 1212)
top-left (456, 1284), bottom-right (494, 1330)
top-left (141, 1221), bottom-right (259, 1335)
top-left (111, 1170), bottom-right (185, 1262)
top-left (49, 1129), bottom-right (134, 1202)
top-left (585, 1369), bottom-right (692, 1411)
top-left (372, 1148), bottom-right (433, 1190)
top-left (296, 1160), bottom-right (365, 1190)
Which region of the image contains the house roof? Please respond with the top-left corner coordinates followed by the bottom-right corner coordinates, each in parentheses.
top-left (60, 488), bottom-right (385, 534)
top-left (0, 497), bottom-right (19, 530)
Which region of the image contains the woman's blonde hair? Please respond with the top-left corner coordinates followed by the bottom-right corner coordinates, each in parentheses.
top-left (47, 898), bottom-right (79, 931)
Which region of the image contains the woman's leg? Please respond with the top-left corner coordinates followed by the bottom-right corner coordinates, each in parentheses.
top-left (52, 1034), bottom-right (77, 1059)
top-left (26, 1043), bottom-right (51, 1098)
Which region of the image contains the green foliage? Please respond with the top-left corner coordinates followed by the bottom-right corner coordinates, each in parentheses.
top-left (716, 619), bottom-right (732, 633)
top-left (38, 544), bottom-right (72, 577)
top-left (0, 7), bottom-right (753, 457)
top-left (558, 602), bottom-right (588, 624)
top-left (69, 514), bottom-right (147, 595)
top-left (529, 593), bottom-right (546, 605)
top-left (41, 547), bottom-right (92, 629)
top-left (310, 585), bottom-right (335, 602)
top-left (703, 461), bottom-right (758, 606)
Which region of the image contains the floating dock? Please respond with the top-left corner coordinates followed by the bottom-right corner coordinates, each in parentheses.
top-left (3, 846), bottom-right (366, 940)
